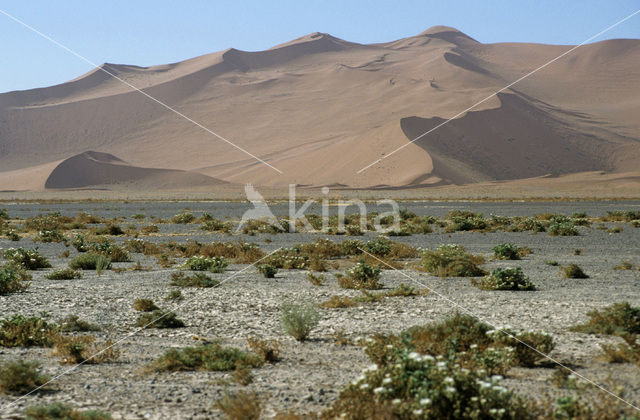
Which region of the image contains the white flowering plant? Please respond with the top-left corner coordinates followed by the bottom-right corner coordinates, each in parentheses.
top-left (3, 247), bottom-right (52, 270)
top-left (326, 350), bottom-right (533, 419)
top-left (181, 256), bottom-right (229, 273)
top-left (488, 328), bottom-right (554, 367)
top-left (473, 267), bottom-right (536, 291)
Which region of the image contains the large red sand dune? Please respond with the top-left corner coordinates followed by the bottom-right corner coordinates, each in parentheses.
top-left (0, 26), bottom-right (638, 192)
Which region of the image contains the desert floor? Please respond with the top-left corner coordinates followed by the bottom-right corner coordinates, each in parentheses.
top-left (0, 201), bottom-right (639, 419)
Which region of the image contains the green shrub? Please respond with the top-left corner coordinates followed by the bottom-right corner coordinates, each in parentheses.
top-left (69, 253), bottom-right (112, 271)
top-left (24, 213), bottom-right (66, 232)
top-left (201, 219), bottom-right (232, 233)
top-left (444, 211), bottom-right (488, 232)
top-left (170, 272), bottom-right (220, 287)
top-left (3, 247), bottom-right (51, 270)
top-left (149, 342), bottom-right (262, 372)
top-left (473, 267), bottom-right (535, 291)
top-left (0, 263), bottom-right (31, 294)
top-left (58, 315), bottom-right (99, 332)
top-left (182, 256), bottom-right (228, 272)
top-left (280, 302), bottom-right (320, 341)
top-left (71, 234), bottom-right (89, 252)
top-left (325, 349), bottom-right (533, 419)
top-left (606, 210), bottom-right (640, 222)
top-left (133, 298), bottom-right (159, 312)
top-left (384, 283), bottom-right (428, 297)
top-left (548, 221), bottom-right (579, 236)
top-left (241, 218), bottom-right (285, 235)
top-left (0, 208), bottom-right (8, 219)
top-left (340, 239), bottom-right (365, 256)
top-left (24, 402), bottom-right (112, 419)
top-left (45, 268), bottom-right (81, 280)
top-left (488, 329), bottom-right (554, 367)
top-left (90, 241), bottom-right (130, 262)
top-left (338, 261), bottom-right (382, 289)
top-left (263, 247), bottom-right (308, 269)
top-left (35, 229), bottom-right (65, 243)
top-left (570, 302), bottom-right (640, 336)
top-left (404, 312), bottom-right (492, 357)
top-left (165, 290), bottom-right (183, 301)
top-left (136, 310), bottom-right (185, 329)
top-left (492, 243), bottom-right (521, 260)
top-left (420, 244), bottom-right (485, 277)
top-left (172, 212), bottom-right (196, 224)
top-left (0, 360), bottom-right (50, 395)
top-left (362, 237), bottom-right (392, 257)
top-left (0, 314), bottom-right (60, 347)
top-left (367, 312), bottom-right (554, 371)
top-left (561, 263), bottom-right (589, 279)
top-left (257, 264), bottom-right (278, 278)
top-left (6, 230), bottom-right (20, 241)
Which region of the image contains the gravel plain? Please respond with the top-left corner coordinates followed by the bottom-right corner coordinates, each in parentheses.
top-left (0, 201), bottom-right (639, 419)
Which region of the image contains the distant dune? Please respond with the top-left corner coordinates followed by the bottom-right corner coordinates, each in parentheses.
top-left (43, 151), bottom-right (224, 189)
top-left (0, 26), bottom-right (638, 192)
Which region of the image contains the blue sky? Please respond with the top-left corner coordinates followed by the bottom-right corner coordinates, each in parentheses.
top-left (1, 0), bottom-right (639, 93)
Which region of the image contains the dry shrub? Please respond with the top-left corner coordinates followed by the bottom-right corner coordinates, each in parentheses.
top-left (232, 365), bottom-right (254, 385)
top-left (570, 302), bottom-right (640, 336)
top-left (58, 315), bottom-right (100, 332)
top-left (308, 256), bottom-right (328, 272)
top-left (133, 298), bottom-right (159, 312)
top-left (137, 310), bottom-right (185, 329)
top-left (300, 238), bottom-right (342, 258)
top-left (600, 334), bottom-right (640, 365)
top-left (52, 336), bottom-right (119, 364)
top-left (421, 245), bottom-right (485, 277)
top-left (306, 272), bottom-right (325, 286)
top-left (170, 272), bottom-right (220, 287)
top-left (561, 264), bottom-right (589, 279)
top-left (0, 314), bottom-right (60, 347)
top-left (0, 263), bottom-right (31, 294)
top-left (320, 295), bottom-right (357, 309)
top-left (388, 241), bottom-right (420, 259)
top-left (247, 337), bottom-right (280, 363)
top-left (0, 359), bottom-right (50, 395)
top-left (24, 402), bottom-right (112, 419)
top-left (215, 391), bottom-right (262, 420)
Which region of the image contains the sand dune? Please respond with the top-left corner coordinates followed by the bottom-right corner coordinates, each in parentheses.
top-left (0, 26), bottom-right (638, 192)
top-left (43, 151), bottom-right (224, 190)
